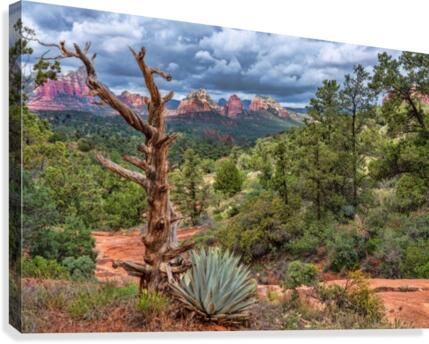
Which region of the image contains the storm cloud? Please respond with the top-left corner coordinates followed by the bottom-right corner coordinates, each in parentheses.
top-left (21, 1), bottom-right (400, 107)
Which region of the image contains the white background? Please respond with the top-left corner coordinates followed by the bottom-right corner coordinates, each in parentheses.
top-left (1, 0), bottom-right (429, 343)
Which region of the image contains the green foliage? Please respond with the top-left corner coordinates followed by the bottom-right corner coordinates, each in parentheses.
top-left (327, 228), bottom-right (365, 272)
top-left (286, 229), bottom-right (322, 257)
top-left (67, 283), bottom-right (137, 320)
top-left (170, 248), bottom-right (257, 322)
top-left (9, 19), bottom-right (60, 105)
top-left (400, 240), bottom-right (429, 278)
top-left (22, 172), bottom-right (60, 243)
top-left (283, 261), bottom-right (319, 289)
top-left (282, 271), bottom-right (389, 330)
top-left (22, 109), bottom-right (146, 234)
top-left (369, 52), bottom-right (429, 213)
top-left (213, 158), bottom-right (243, 196)
top-left (171, 149), bottom-right (210, 225)
top-left (395, 174), bottom-right (427, 211)
top-left (62, 256), bottom-right (95, 280)
top-left (371, 51), bottom-right (429, 133)
top-left (22, 256), bottom-right (69, 280)
top-left (315, 272), bottom-right (385, 328)
top-left (219, 191), bottom-right (302, 262)
top-left (136, 290), bottom-right (169, 315)
top-left (77, 138), bottom-right (94, 152)
top-left (29, 214), bottom-right (95, 262)
top-left (372, 212), bottom-right (429, 277)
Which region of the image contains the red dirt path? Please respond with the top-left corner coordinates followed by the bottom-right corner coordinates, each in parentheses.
top-left (92, 229), bottom-right (429, 328)
top-left (93, 227), bottom-right (200, 283)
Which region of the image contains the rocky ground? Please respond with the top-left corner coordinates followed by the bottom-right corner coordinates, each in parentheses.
top-left (92, 228), bottom-right (429, 328)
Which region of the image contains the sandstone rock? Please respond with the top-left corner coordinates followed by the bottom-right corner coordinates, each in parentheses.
top-left (225, 94), bottom-right (243, 117)
top-left (176, 89), bottom-right (225, 115)
top-left (249, 95), bottom-right (289, 118)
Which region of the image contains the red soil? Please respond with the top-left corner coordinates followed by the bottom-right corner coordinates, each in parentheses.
top-left (92, 229), bottom-right (429, 328)
top-left (93, 227), bottom-right (202, 284)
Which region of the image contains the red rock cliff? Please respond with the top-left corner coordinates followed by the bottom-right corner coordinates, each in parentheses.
top-left (249, 95), bottom-right (289, 118)
top-left (176, 89), bottom-right (225, 115)
top-left (225, 94), bottom-right (243, 117)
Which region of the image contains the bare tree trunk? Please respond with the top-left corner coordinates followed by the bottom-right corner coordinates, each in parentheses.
top-left (58, 42), bottom-right (193, 292)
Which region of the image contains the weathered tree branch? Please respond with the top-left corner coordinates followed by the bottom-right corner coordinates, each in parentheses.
top-left (59, 41), bottom-right (156, 138)
top-left (155, 133), bottom-right (178, 148)
top-left (96, 154), bottom-right (148, 188)
top-left (151, 67), bottom-right (172, 81)
top-left (123, 154), bottom-right (149, 172)
top-left (137, 143), bottom-right (150, 156)
top-left (162, 91), bottom-right (175, 104)
top-left (129, 46), bottom-right (173, 109)
top-left (162, 242), bottom-right (195, 261)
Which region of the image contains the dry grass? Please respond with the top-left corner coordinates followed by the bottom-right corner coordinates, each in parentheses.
top-left (21, 278), bottom-right (245, 333)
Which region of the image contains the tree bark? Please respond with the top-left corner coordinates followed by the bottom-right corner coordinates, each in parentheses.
top-left (59, 41), bottom-right (193, 292)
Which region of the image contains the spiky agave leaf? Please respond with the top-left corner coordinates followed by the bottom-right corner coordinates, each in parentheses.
top-left (170, 248), bottom-right (257, 322)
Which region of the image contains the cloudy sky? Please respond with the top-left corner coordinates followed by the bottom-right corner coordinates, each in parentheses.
top-left (17, 1), bottom-right (399, 108)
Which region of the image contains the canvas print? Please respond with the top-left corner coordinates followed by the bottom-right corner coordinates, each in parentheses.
top-left (9, 0), bottom-right (429, 333)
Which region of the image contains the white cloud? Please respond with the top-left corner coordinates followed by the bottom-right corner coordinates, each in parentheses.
top-left (200, 28), bottom-right (259, 57)
top-left (195, 50), bottom-right (215, 62)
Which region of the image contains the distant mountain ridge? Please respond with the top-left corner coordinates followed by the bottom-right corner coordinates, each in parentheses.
top-left (27, 68), bottom-right (306, 120)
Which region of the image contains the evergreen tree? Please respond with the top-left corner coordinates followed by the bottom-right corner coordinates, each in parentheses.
top-left (302, 81), bottom-right (349, 219)
top-left (307, 80), bottom-right (341, 144)
top-left (173, 149), bottom-right (208, 225)
top-left (371, 52), bottom-right (429, 134)
top-left (370, 52), bottom-right (429, 211)
top-left (214, 158), bottom-right (243, 197)
top-left (272, 141), bottom-right (290, 204)
top-left (340, 64), bottom-right (376, 208)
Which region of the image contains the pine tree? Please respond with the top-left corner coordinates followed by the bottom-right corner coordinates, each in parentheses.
top-left (340, 64), bottom-right (376, 208)
top-left (214, 159), bottom-right (243, 197)
top-left (173, 149), bottom-right (208, 225)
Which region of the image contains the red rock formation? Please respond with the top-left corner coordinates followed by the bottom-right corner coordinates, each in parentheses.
top-left (117, 91), bottom-right (146, 109)
top-left (249, 95), bottom-right (289, 118)
top-left (225, 94), bottom-right (243, 118)
top-left (175, 89), bottom-right (225, 115)
top-left (28, 67), bottom-right (95, 111)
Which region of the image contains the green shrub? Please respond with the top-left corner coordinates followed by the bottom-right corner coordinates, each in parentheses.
top-left (267, 290), bottom-right (279, 302)
top-left (282, 271), bottom-right (388, 329)
top-left (415, 262), bottom-right (429, 278)
top-left (283, 261), bottom-right (319, 290)
top-left (287, 232), bottom-right (320, 257)
top-left (327, 229), bottom-right (365, 272)
top-left (29, 214), bottom-right (95, 262)
top-left (136, 290), bottom-right (168, 315)
top-left (316, 271), bottom-right (385, 327)
top-left (219, 191), bottom-right (302, 263)
top-left (170, 248), bottom-right (257, 322)
top-left (375, 228), bottom-right (407, 278)
top-left (62, 255), bottom-right (95, 280)
top-left (67, 283), bottom-right (137, 320)
top-left (22, 256), bottom-right (69, 279)
top-left (77, 138), bottom-right (94, 152)
top-left (213, 158), bottom-right (243, 196)
top-left (395, 174), bottom-right (427, 211)
top-left (400, 240), bottom-right (429, 278)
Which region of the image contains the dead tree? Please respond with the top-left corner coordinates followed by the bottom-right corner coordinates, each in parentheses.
top-left (58, 41), bottom-right (194, 292)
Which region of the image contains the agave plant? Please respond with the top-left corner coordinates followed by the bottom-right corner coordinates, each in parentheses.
top-left (169, 248), bottom-right (257, 322)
